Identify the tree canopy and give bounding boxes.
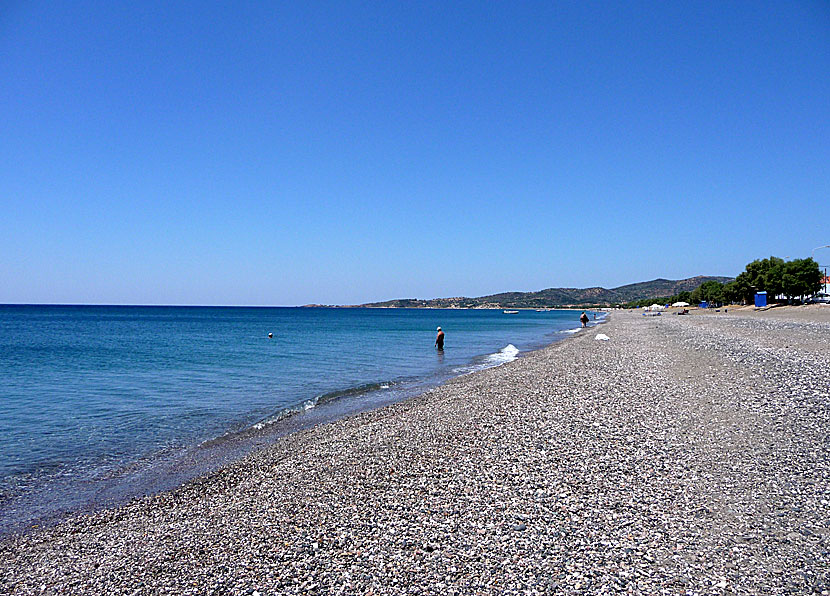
[623,256,822,308]
[731,256,822,303]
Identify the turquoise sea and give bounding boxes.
[0,305,600,534]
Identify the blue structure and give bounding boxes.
[754,291,767,308]
[699,301,708,309]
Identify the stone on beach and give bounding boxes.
[1,310,828,595]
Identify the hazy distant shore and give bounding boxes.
[2,310,828,594]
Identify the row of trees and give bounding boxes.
[729,257,823,303]
[624,257,823,308]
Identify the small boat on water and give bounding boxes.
[503,310,519,314]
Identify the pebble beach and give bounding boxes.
[2,309,829,595]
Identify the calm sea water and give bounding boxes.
[0,305,598,534]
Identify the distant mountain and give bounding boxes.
[354,276,733,308]
[605,276,734,303]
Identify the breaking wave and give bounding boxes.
[485,343,519,365]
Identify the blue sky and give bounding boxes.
[1,1,828,305]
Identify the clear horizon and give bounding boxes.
[0,273,735,307]
[2,2,828,306]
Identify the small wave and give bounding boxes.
[485,344,519,365]
[241,381,396,434]
[248,395,322,431]
[561,328,582,334]
[450,344,520,376]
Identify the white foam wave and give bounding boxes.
[485,344,519,365]
[561,327,582,334]
[251,395,320,430]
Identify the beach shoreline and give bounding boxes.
[0,307,594,539]
[2,310,828,594]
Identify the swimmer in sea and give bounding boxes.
[435,326,445,350]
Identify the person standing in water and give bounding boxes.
[435,326,445,350]
[580,312,589,327]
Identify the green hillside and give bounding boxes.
[356,276,733,308]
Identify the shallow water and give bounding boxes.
[0,305,600,533]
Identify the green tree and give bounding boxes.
[735,256,821,303]
[706,281,724,304]
[690,286,702,304]
[798,258,823,296]
[731,272,754,303]
[743,258,766,288]
[692,280,724,305]
[780,258,822,300]
[735,256,785,302]
[764,259,786,299]
[722,281,742,304]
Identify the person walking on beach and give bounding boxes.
[580,312,589,327]
[435,327,445,350]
